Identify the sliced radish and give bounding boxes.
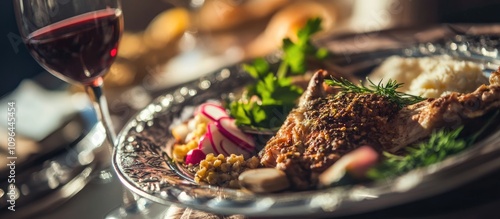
[197,103,228,122]
[206,122,227,155]
[216,135,253,158]
[183,104,256,165]
[197,122,222,155]
[193,122,230,157]
[198,131,215,154]
[217,117,255,151]
[185,149,207,165]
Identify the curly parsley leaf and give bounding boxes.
[281,17,328,76]
[243,58,269,80]
[230,18,327,129]
[229,101,296,128]
[231,58,302,128]
[257,74,302,105]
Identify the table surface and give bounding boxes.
[34,166,500,219]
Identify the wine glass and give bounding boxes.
[13,0,164,218]
[13,0,121,144]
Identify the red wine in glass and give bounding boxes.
[25,9,123,85]
[14,1,164,217]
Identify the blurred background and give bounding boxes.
[1,0,500,218]
[2,0,500,96]
[3,0,500,96]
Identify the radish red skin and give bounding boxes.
[207,122,232,156]
[206,123,222,155]
[217,117,255,151]
[198,103,229,122]
[185,149,207,165]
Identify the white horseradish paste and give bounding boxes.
[368,55,489,98]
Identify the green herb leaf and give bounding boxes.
[230,17,327,129]
[282,17,327,75]
[367,127,467,180]
[243,58,269,80]
[255,74,302,104]
[229,101,295,128]
[315,48,329,60]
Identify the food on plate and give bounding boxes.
[368,55,489,98]
[318,146,379,188]
[368,126,468,180]
[238,168,290,193]
[168,16,499,192]
[260,69,500,190]
[172,103,257,164]
[170,68,499,191]
[186,116,256,165]
[171,103,260,188]
[194,153,260,188]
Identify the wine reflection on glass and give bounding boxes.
[13,0,163,218]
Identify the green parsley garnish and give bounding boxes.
[278,17,329,78]
[229,17,328,129]
[325,77,426,108]
[229,59,302,128]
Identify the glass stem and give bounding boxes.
[86,77,116,148]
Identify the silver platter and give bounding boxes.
[113,24,500,217]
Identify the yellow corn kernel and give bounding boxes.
[206,153,215,161]
[186,140,197,150]
[195,123,207,137]
[217,154,225,160]
[197,167,207,178]
[172,145,186,161]
[213,159,222,168]
[200,160,209,168]
[236,155,244,161]
[227,156,236,164]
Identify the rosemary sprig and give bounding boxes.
[324,77,426,108]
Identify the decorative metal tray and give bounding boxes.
[113,25,500,217]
